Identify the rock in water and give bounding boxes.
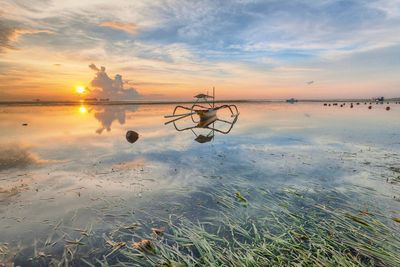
[126,130,139,143]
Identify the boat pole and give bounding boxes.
[213,86,215,108]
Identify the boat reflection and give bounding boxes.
[164,91,239,143]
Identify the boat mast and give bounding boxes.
[213,86,215,108]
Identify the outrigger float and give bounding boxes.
[164,88,239,143]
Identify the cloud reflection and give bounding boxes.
[92,105,138,134]
[0,143,54,171]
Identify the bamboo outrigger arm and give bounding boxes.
[164,88,239,141]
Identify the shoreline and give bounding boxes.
[0,98,399,106]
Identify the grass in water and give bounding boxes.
[96,184,400,267]
[3,182,399,266]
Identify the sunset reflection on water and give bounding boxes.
[0,102,399,264]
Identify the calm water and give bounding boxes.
[0,102,399,265]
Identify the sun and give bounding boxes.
[76,85,86,94]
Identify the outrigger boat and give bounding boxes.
[164,88,239,143]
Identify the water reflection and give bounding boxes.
[0,103,400,265]
[79,105,139,134]
[79,105,88,114]
[0,144,40,171]
[164,101,239,143]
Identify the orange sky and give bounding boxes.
[1,0,400,101]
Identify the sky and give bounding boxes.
[0,0,399,101]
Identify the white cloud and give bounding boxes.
[88,64,141,100]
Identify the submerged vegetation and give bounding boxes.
[94,182,399,266]
[1,103,400,266]
[2,180,400,266]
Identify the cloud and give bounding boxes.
[0,25,15,52]
[0,23,52,53]
[98,21,138,34]
[88,64,141,100]
[1,0,400,99]
[88,63,100,71]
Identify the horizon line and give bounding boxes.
[1,97,399,106]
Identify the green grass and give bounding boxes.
[96,184,400,267]
[2,182,399,266]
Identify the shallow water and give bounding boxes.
[0,102,399,265]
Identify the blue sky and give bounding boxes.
[0,0,400,100]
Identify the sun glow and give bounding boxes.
[76,85,86,94]
[79,106,87,113]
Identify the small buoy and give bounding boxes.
[126,130,139,143]
[22,123,28,126]
[350,105,353,108]
[368,106,372,109]
[386,106,390,111]
[328,104,331,106]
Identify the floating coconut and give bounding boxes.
[126,130,139,143]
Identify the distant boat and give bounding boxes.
[373,96,384,102]
[99,98,110,102]
[286,98,298,103]
[84,98,98,102]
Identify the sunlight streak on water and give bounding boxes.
[0,102,399,264]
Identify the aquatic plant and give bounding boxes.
[3,172,400,266]
[95,183,400,267]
